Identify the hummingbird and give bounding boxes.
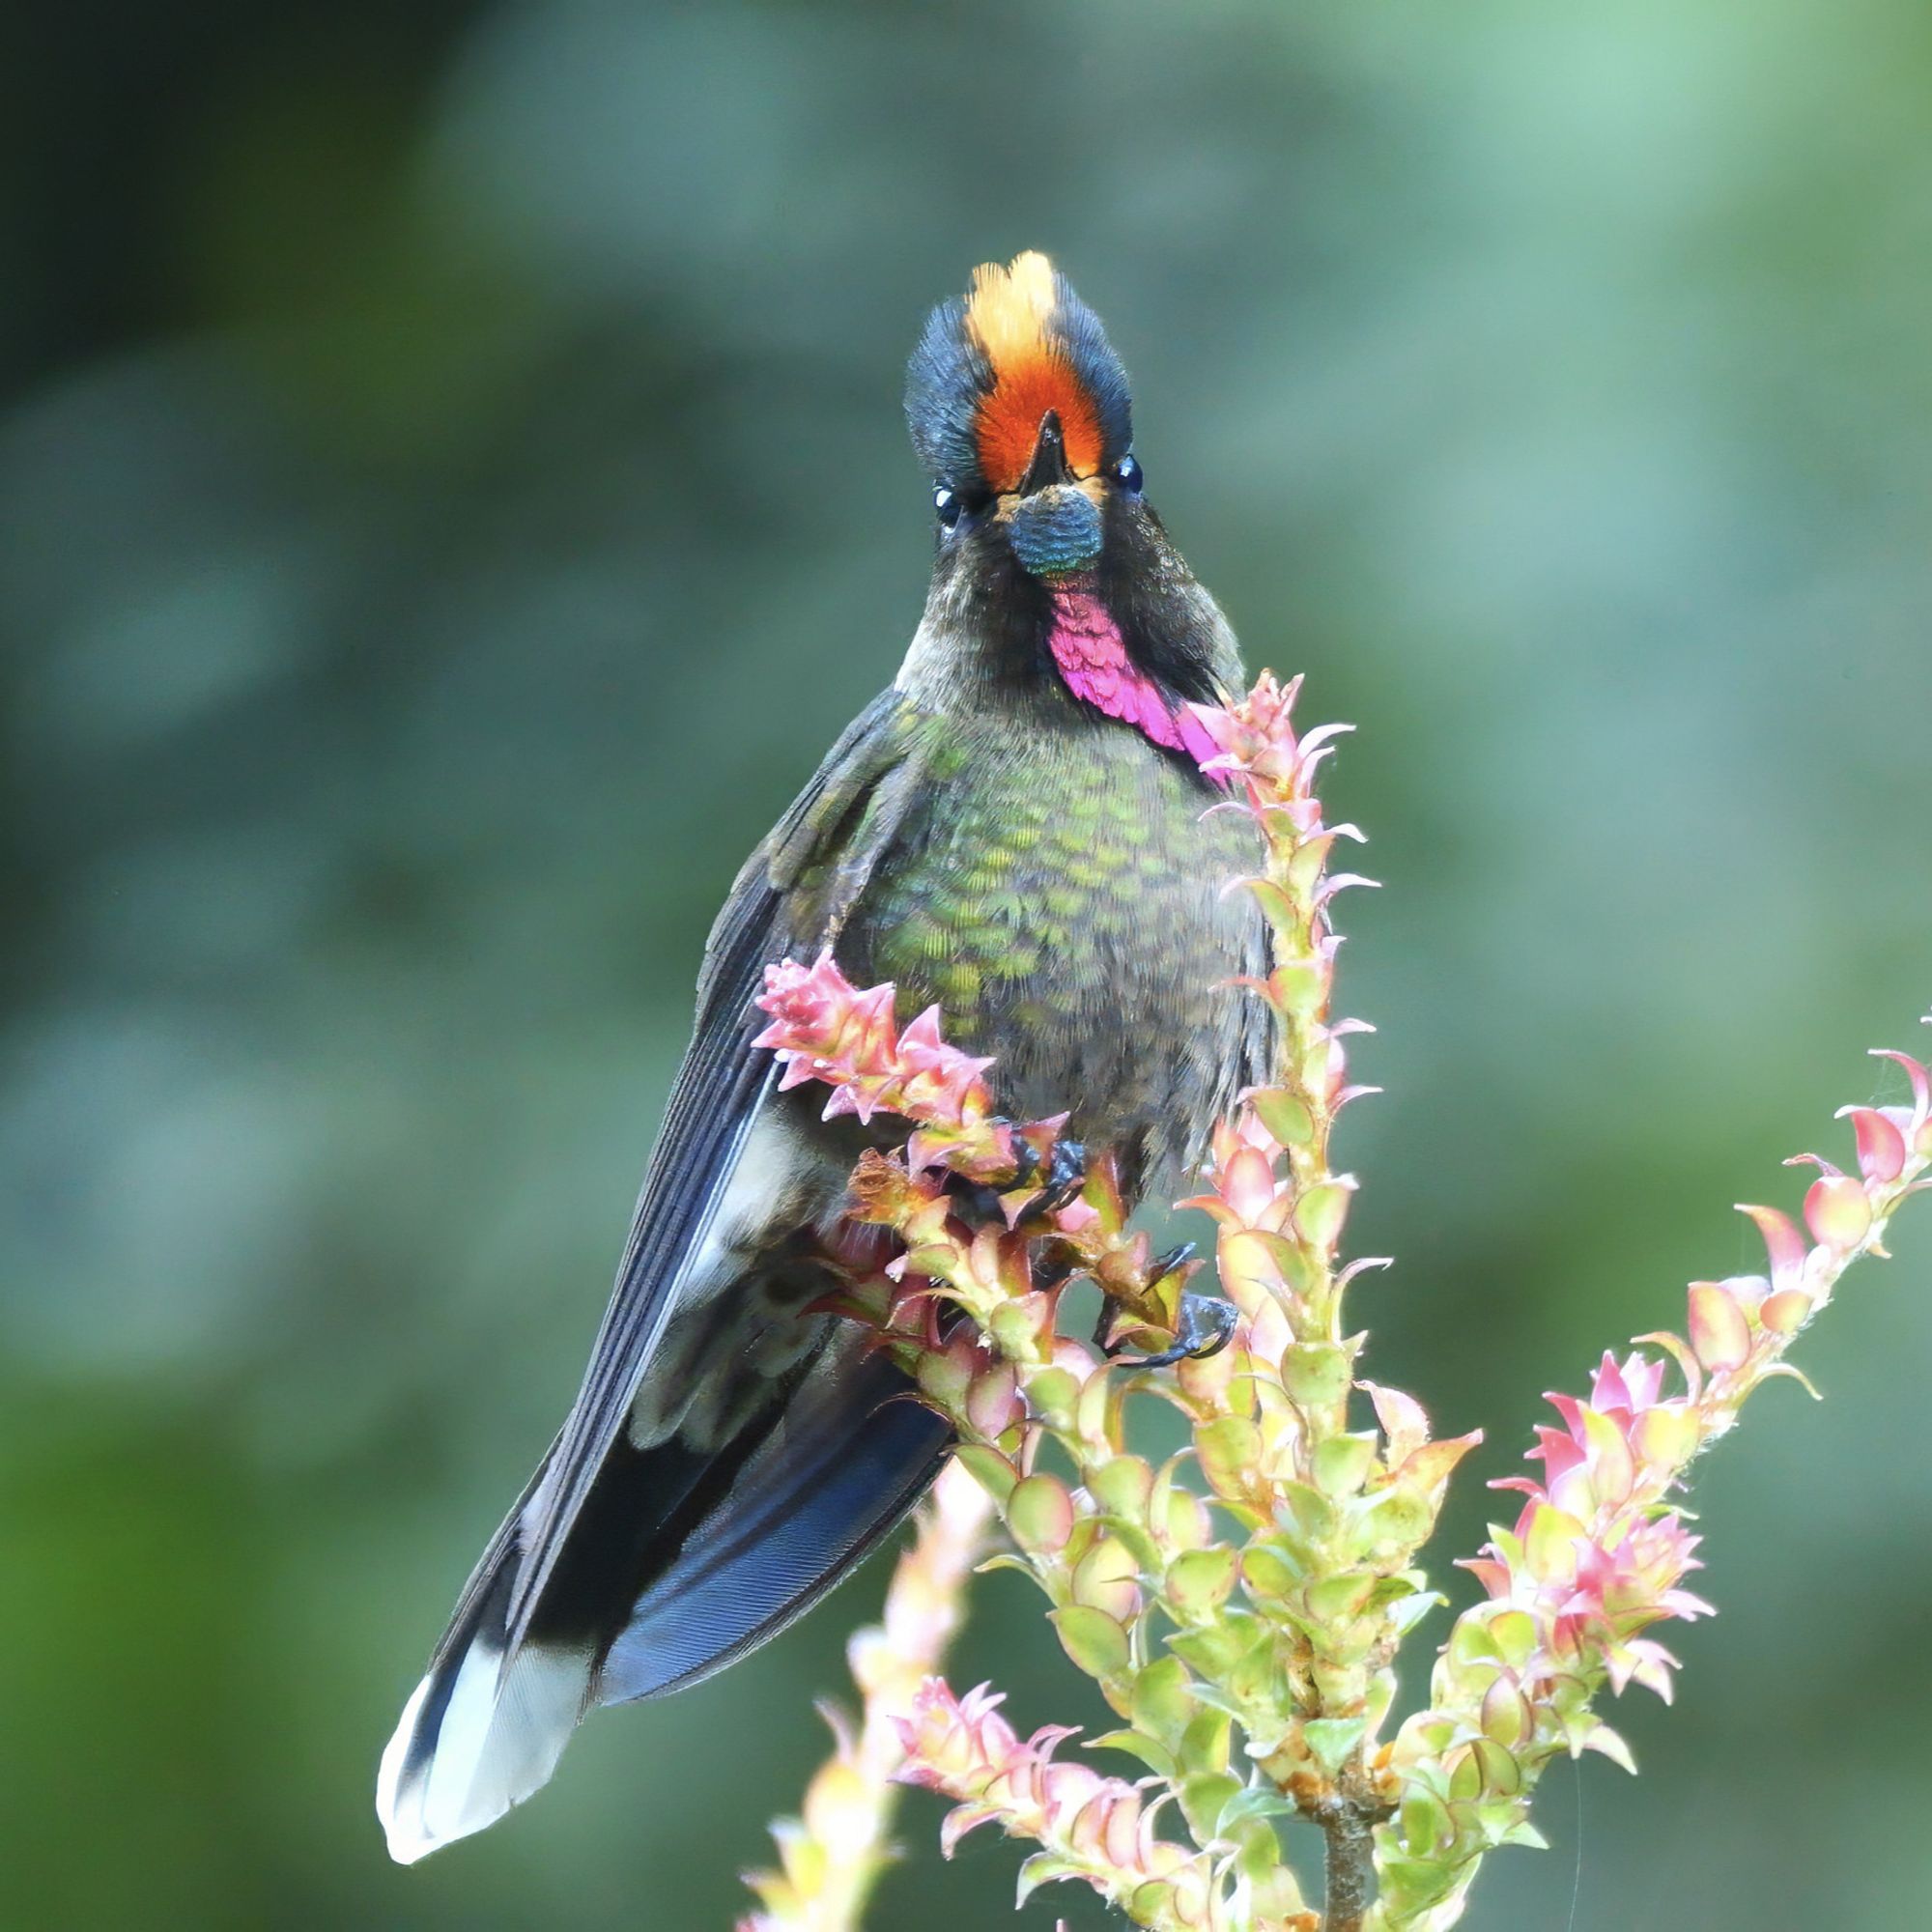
[377,251,1270,1861]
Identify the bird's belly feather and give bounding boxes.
[843,723,1265,1187]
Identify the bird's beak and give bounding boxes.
[1004,407,1102,576]
[1016,411,1075,497]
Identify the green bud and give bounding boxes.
[1179,1706,1234,1775]
[987,1298,1041,1359]
[1400,1790,1453,1857]
[1280,1342,1352,1408]
[1167,1611,1264,1679]
[1312,1432,1378,1499]
[1023,1366,1081,1432]
[1293,1179,1352,1252]
[1480,1677,1533,1749]
[1164,1546,1239,1619]
[952,1443,1017,1503]
[1244,878,1299,930]
[1275,1479,1337,1542]
[1007,1472,1075,1553]
[1352,1483,1433,1555]
[1049,1605,1130,1680]
[916,1348,973,1410]
[1071,1535,1139,1620]
[1179,1770,1242,1840]
[1075,1365,1116,1446]
[1130,1657,1198,1751]
[1196,1414,1264,1503]
[1239,1543,1300,1604]
[1250,1087,1316,1149]
[1163,1486,1212,1550]
[1087,1454,1153,1521]
[1305,1569,1377,1626]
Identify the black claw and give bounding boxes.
[1094,1246,1191,1359]
[1179,1290,1239,1360]
[1100,1285,1237,1371]
[1004,1130,1088,1235]
[1092,1294,1124,1355]
[1151,1240,1198,1283]
[944,1127,1086,1235]
[1033,1136,1087,1215]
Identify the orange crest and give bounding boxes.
[965,252,1105,494]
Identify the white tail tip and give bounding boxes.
[377,1640,589,1863]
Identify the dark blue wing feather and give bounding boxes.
[595,1332,952,1704]
[502,688,933,1649]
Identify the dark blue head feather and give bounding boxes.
[905,254,1133,495]
[904,296,992,491]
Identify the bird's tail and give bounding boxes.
[377,1326,951,1863]
[377,1454,593,1864]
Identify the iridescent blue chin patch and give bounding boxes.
[1008,487,1103,578]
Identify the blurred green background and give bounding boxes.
[4,1,1929,1926]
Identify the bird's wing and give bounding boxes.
[378,688,944,1863]
[499,687,937,1650]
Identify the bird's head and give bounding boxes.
[905,250,1137,580]
[902,253,1239,754]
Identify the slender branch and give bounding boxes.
[737,1463,993,1932]
[1367,1026,1932,1929]
[1320,1796,1378,1932]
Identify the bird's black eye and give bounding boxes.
[1113,454,1144,495]
[935,485,991,531]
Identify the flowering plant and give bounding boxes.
[738,672,1929,1931]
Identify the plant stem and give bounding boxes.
[736,1463,992,1932]
[1320,1795,1378,1932]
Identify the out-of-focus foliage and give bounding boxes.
[2,3,1927,1927]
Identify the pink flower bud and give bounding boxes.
[1686,1282,1752,1373]
[1803,1173,1873,1251]
[1837,1105,1908,1183]
[1735,1203,1807,1292]
[965,1359,1023,1438]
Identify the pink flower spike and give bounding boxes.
[1590,1350,1664,1415]
[1633,1329,1704,1402]
[823,1082,876,1124]
[1835,1105,1908,1183]
[896,1006,946,1053]
[1543,1391,1585,1437]
[1315,873,1380,912]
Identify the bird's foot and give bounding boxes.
[1094,1246,1238,1369]
[1018,1132,1088,1226]
[945,1125,1086,1233]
